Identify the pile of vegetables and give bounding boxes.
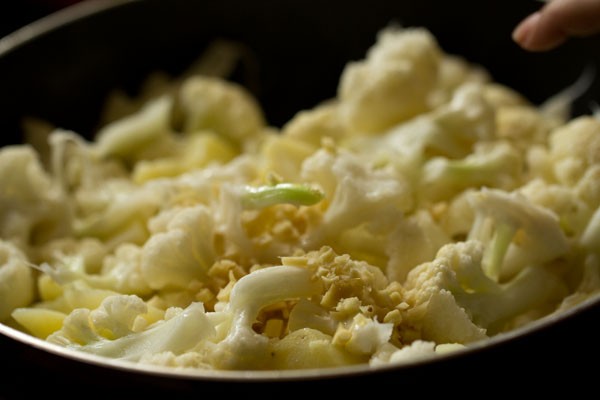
[1,26,599,371]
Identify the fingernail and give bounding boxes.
[512,11,541,48]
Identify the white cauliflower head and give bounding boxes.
[339,26,442,133]
[0,240,35,321]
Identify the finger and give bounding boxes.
[513,0,600,51]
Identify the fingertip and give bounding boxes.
[512,12,541,50]
[513,10,568,51]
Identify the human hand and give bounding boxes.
[512,0,600,51]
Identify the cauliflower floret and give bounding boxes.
[94,96,173,161]
[402,242,488,344]
[141,205,216,290]
[47,294,149,346]
[428,54,490,108]
[88,294,149,338]
[74,179,165,249]
[11,280,135,340]
[281,102,348,147]
[436,189,477,240]
[576,165,600,209]
[556,254,600,312]
[428,82,496,153]
[482,83,530,109]
[581,205,600,252]
[37,243,152,297]
[467,188,570,280]
[47,295,212,361]
[495,105,555,151]
[403,240,567,342]
[419,140,523,203]
[301,147,411,263]
[549,116,600,186]
[209,265,322,370]
[385,209,450,283]
[339,26,441,133]
[177,75,266,149]
[259,135,318,183]
[519,178,593,239]
[99,244,152,295]
[346,82,497,180]
[33,237,106,275]
[283,247,404,359]
[0,146,71,247]
[0,240,35,321]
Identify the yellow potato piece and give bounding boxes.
[270,328,365,369]
[11,308,67,339]
[133,132,237,183]
[38,274,63,301]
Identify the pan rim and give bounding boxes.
[0,0,138,57]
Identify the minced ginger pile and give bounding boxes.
[1,26,600,371]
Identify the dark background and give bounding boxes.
[2,0,600,143]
